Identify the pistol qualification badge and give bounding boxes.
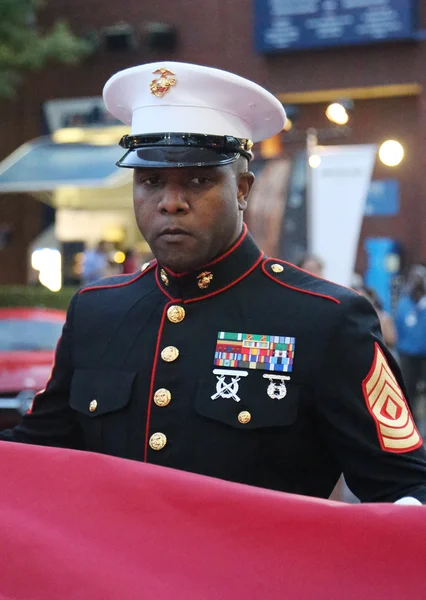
[263,374,291,399]
[150,68,177,98]
[212,332,296,402]
[211,369,249,403]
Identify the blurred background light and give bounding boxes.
[52,125,129,145]
[31,248,62,292]
[283,118,293,132]
[379,140,404,167]
[308,154,321,169]
[325,102,349,125]
[113,250,126,264]
[260,134,283,158]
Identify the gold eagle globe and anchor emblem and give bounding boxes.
[150,68,177,98]
[197,271,214,289]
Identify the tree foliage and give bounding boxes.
[0,0,92,97]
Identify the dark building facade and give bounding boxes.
[0,0,425,284]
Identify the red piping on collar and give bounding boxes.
[162,224,248,278]
[78,261,157,294]
[205,223,248,268]
[155,267,178,301]
[262,259,340,305]
[144,300,178,462]
[184,252,264,304]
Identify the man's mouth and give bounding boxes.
[158,227,192,242]
[159,227,191,236]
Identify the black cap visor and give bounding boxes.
[118,147,244,168]
[117,133,253,168]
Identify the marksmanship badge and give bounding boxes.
[263,374,290,399]
[150,68,176,98]
[211,369,248,403]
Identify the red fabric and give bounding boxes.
[0,441,425,600]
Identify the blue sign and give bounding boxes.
[254,0,418,53]
[365,179,400,216]
[364,238,401,313]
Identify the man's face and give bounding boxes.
[133,162,254,273]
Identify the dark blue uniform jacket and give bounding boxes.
[4,226,426,503]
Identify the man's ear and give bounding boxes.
[237,171,255,211]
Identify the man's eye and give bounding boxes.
[190,176,212,185]
[140,176,161,186]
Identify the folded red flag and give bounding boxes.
[0,441,424,600]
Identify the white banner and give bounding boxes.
[309,144,377,286]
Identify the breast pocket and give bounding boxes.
[70,369,136,455]
[194,371,300,430]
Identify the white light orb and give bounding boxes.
[379,140,404,167]
[325,103,349,125]
[309,154,321,169]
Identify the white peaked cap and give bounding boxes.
[103,61,286,143]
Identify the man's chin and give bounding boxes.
[154,248,209,274]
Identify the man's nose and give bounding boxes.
[158,184,189,214]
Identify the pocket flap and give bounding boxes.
[194,376,300,429]
[70,369,136,417]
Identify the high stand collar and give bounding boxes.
[155,224,263,302]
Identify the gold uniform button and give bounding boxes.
[167,305,186,323]
[271,263,284,274]
[238,411,251,424]
[161,346,179,362]
[89,399,98,413]
[154,388,172,407]
[149,432,167,450]
[141,262,150,272]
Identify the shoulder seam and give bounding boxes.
[78,261,157,295]
[262,258,340,305]
[265,257,361,296]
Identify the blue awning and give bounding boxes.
[0,136,130,193]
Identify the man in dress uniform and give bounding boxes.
[2,62,426,504]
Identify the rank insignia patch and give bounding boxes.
[362,343,422,453]
[214,332,295,373]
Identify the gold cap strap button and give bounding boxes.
[161,346,179,362]
[89,399,98,413]
[238,411,251,424]
[149,432,167,450]
[154,388,172,407]
[167,305,186,323]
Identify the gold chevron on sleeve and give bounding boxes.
[362,343,423,453]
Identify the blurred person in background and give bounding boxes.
[81,241,109,286]
[361,286,397,353]
[351,272,364,292]
[122,249,138,274]
[395,265,426,415]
